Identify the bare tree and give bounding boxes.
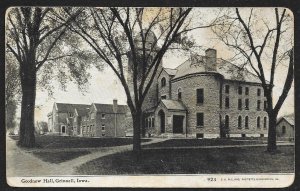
[212,8,294,152]
[5,7,94,147]
[61,7,218,157]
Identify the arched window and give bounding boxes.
[238,116,242,129]
[263,117,267,129]
[245,116,249,129]
[178,88,182,100]
[161,77,166,87]
[257,117,261,128]
[225,115,229,128]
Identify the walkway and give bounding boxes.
[6,137,166,176]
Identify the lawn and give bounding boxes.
[76,145,294,174]
[10,135,151,149]
[32,151,90,164]
[143,138,265,148]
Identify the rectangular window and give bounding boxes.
[101,124,105,130]
[197,89,204,104]
[257,100,261,111]
[145,118,148,128]
[238,86,242,95]
[152,117,155,127]
[196,133,204,139]
[264,101,267,111]
[102,133,105,137]
[196,113,204,127]
[161,95,167,100]
[257,88,261,96]
[101,113,105,119]
[148,118,151,128]
[245,87,249,95]
[225,97,229,108]
[238,99,242,110]
[225,85,230,94]
[245,99,249,110]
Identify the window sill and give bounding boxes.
[196,126,204,128]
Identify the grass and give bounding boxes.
[76,145,294,174]
[32,151,90,164]
[143,138,265,148]
[10,135,151,149]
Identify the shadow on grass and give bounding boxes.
[32,151,91,164]
[76,146,294,175]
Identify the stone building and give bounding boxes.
[276,114,294,140]
[47,100,130,137]
[127,34,269,138]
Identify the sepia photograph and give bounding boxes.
[5,6,295,188]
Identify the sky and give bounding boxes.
[13,7,294,123]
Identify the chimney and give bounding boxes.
[113,99,118,113]
[205,48,217,71]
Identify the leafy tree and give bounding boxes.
[5,7,96,147]
[212,8,294,152]
[63,7,217,157]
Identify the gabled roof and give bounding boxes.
[75,107,90,116]
[164,68,177,76]
[161,99,187,111]
[277,114,294,126]
[171,57,262,83]
[55,103,90,113]
[93,103,128,114]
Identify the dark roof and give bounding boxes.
[93,103,128,114]
[171,57,262,83]
[76,107,90,116]
[56,103,90,113]
[277,114,294,126]
[161,100,187,111]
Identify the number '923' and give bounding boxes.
[207,178,216,181]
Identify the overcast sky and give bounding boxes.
[17,7,294,122]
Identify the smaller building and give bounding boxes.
[276,114,294,140]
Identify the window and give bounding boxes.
[161,77,166,87]
[178,88,182,100]
[101,124,105,130]
[238,86,242,95]
[196,89,204,104]
[151,117,155,127]
[196,133,204,139]
[145,118,148,128]
[264,101,267,111]
[238,116,242,129]
[225,115,229,128]
[225,85,230,94]
[282,126,286,134]
[257,88,261,96]
[242,134,246,137]
[245,99,249,110]
[245,87,249,95]
[69,113,73,117]
[260,134,264,137]
[257,117,261,128]
[196,113,204,127]
[245,116,249,129]
[263,117,267,129]
[161,95,167,100]
[148,118,151,128]
[238,99,242,110]
[102,133,105,136]
[257,100,261,111]
[101,113,105,119]
[225,97,230,108]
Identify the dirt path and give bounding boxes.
[6,137,166,176]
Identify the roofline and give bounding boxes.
[171,72,224,82]
[276,117,294,127]
[159,100,187,111]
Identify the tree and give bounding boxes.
[5,55,21,130]
[6,7,94,147]
[212,8,294,152]
[62,7,216,157]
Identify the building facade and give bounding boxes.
[128,43,269,138]
[276,114,294,140]
[48,100,130,137]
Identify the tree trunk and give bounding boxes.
[18,69,36,148]
[267,112,277,152]
[132,110,142,160]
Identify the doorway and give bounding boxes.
[173,115,184,133]
[61,125,66,134]
[158,110,165,133]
